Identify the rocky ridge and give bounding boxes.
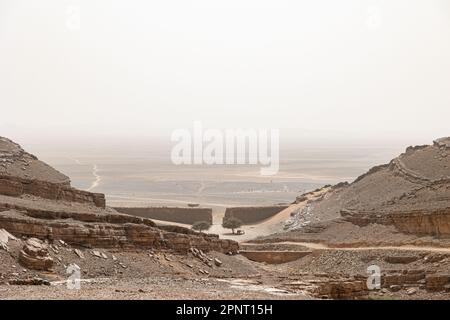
[284,137,450,239]
[0,137,238,256]
[0,137,105,207]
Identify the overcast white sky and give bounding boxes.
[1,0,450,147]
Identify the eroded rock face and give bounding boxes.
[0,175,105,208]
[18,238,54,271]
[379,269,450,293]
[314,279,368,299]
[283,269,450,298]
[0,209,238,253]
[0,137,105,208]
[284,275,369,300]
[342,207,450,237]
[287,137,450,239]
[0,137,239,255]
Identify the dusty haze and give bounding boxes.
[1,0,449,207]
[1,0,449,144]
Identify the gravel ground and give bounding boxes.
[0,277,310,300]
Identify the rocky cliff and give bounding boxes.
[282,137,450,241]
[0,137,238,254]
[0,137,105,207]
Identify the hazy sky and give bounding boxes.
[1,0,450,147]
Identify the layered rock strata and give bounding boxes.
[286,137,450,239]
[0,137,238,254]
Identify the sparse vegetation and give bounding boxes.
[191,221,211,233]
[222,217,243,234]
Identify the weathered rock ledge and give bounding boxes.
[342,207,450,237]
[0,209,238,254]
[0,175,105,208]
[0,137,238,255]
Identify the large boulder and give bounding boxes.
[18,238,54,271]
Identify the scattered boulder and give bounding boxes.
[214,258,223,267]
[91,250,102,258]
[389,285,402,292]
[74,249,85,259]
[287,275,369,299]
[190,247,217,267]
[407,288,418,295]
[18,238,54,271]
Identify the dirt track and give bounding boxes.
[243,241,450,253]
